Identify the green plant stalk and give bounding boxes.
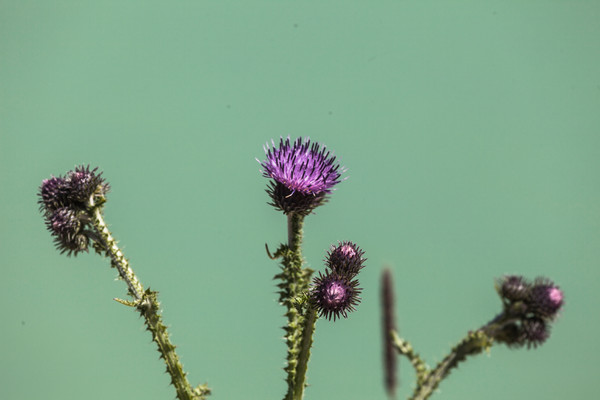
[278,212,315,400]
[293,306,317,400]
[90,205,209,400]
[392,325,494,400]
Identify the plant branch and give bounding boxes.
[90,205,209,400]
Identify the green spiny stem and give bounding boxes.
[89,205,207,400]
[409,330,492,400]
[138,290,210,400]
[390,331,428,388]
[394,326,494,400]
[293,306,317,400]
[92,206,144,300]
[279,212,314,400]
[287,213,304,253]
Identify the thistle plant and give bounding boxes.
[38,138,564,400]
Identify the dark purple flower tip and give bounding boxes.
[521,317,550,348]
[38,176,70,213]
[528,278,564,319]
[496,275,531,302]
[45,207,90,256]
[326,241,366,278]
[47,207,81,238]
[38,165,109,213]
[259,137,345,214]
[493,318,550,349]
[310,271,361,321]
[65,165,109,204]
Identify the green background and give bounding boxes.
[1,1,598,399]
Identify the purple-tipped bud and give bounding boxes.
[521,317,550,348]
[326,241,366,278]
[493,318,549,349]
[38,166,108,256]
[260,137,345,215]
[46,207,89,256]
[38,165,109,213]
[311,272,361,321]
[497,275,531,302]
[47,207,81,238]
[529,278,564,319]
[38,176,70,213]
[65,165,109,204]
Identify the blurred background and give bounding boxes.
[1,1,598,399]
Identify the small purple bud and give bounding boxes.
[259,137,345,215]
[521,318,549,348]
[493,318,549,349]
[326,241,366,278]
[46,207,89,256]
[497,275,531,302]
[47,207,81,238]
[311,271,361,321]
[38,176,70,212]
[38,165,109,213]
[39,166,108,256]
[529,278,564,319]
[65,165,109,204]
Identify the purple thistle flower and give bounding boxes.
[528,278,564,320]
[326,241,366,278]
[260,137,344,215]
[311,271,361,321]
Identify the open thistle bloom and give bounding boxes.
[38,165,109,255]
[259,137,344,215]
[326,241,366,278]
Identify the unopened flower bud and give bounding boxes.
[326,241,366,278]
[311,271,361,321]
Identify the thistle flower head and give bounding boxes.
[326,241,366,277]
[491,275,563,350]
[260,137,344,215]
[65,165,109,205]
[495,318,549,349]
[528,278,564,319]
[38,176,70,212]
[38,165,109,213]
[310,272,361,321]
[38,165,108,256]
[496,275,531,302]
